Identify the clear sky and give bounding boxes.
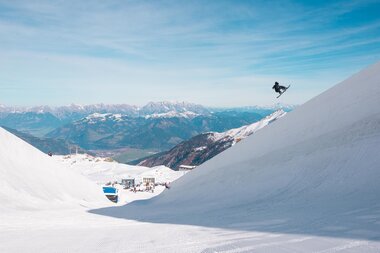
[0,0,379,107]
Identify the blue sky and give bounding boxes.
[0,0,379,107]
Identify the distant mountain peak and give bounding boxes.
[140,101,210,115]
[144,110,199,119]
[81,113,124,124]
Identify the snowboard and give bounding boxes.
[277,85,290,98]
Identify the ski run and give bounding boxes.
[1,62,380,252]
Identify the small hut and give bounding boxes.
[143,177,155,185]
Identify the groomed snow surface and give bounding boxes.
[0,128,106,212]
[2,62,380,252]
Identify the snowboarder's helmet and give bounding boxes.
[275,81,279,85]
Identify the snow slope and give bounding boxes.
[96,62,380,245]
[0,127,106,211]
[147,61,380,210]
[1,63,380,253]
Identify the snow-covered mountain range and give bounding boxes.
[46,110,266,152]
[0,101,209,119]
[0,102,210,136]
[0,101,286,137]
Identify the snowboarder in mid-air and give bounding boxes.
[272,81,290,98]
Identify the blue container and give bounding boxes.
[102,186,118,194]
[102,186,118,203]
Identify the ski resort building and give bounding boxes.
[121,178,135,188]
[142,177,155,185]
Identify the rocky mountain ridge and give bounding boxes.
[136,110,286,169]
